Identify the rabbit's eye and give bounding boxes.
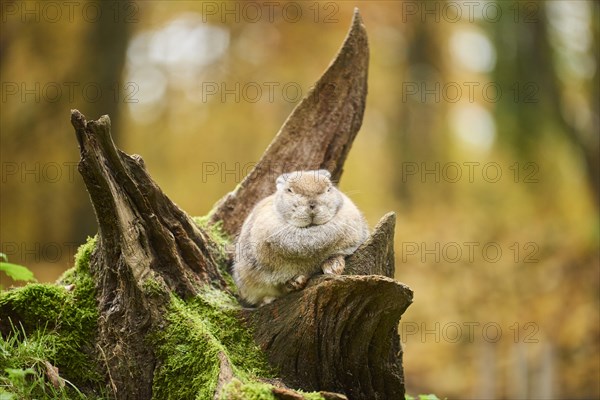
[287,188,293,193]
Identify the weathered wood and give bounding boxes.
[244,275,413,400]
[209,9,370,237]
[72,110,226,399]
[72,111,225,295]
[346,212,397,278]
[66,8,412,400]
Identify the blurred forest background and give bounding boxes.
[1,1,598,398]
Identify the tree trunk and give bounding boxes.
[69,9,412,399]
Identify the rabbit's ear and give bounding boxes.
[316,169,331,179]
[315,169,331,179]
[276,173,291,190]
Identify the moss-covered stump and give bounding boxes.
[1,9,413,400]
[0,235,332,400]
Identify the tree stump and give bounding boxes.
[67,9,412,399]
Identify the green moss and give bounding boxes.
[0,327,92,399]
[151,286,274,400]
[0,236,104,398]
[219,379,277,400]
[74,235,97,275]
[0,282,99,384]
[152,286,326,399]
[219,379,326,400]
[1,284,68,328]
[193,216,237,292]
[193,216,231,250]
[301,393,326,400]
[142,277,168,298]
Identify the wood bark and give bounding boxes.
[71,110,227,399]
[69,9,412,399]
